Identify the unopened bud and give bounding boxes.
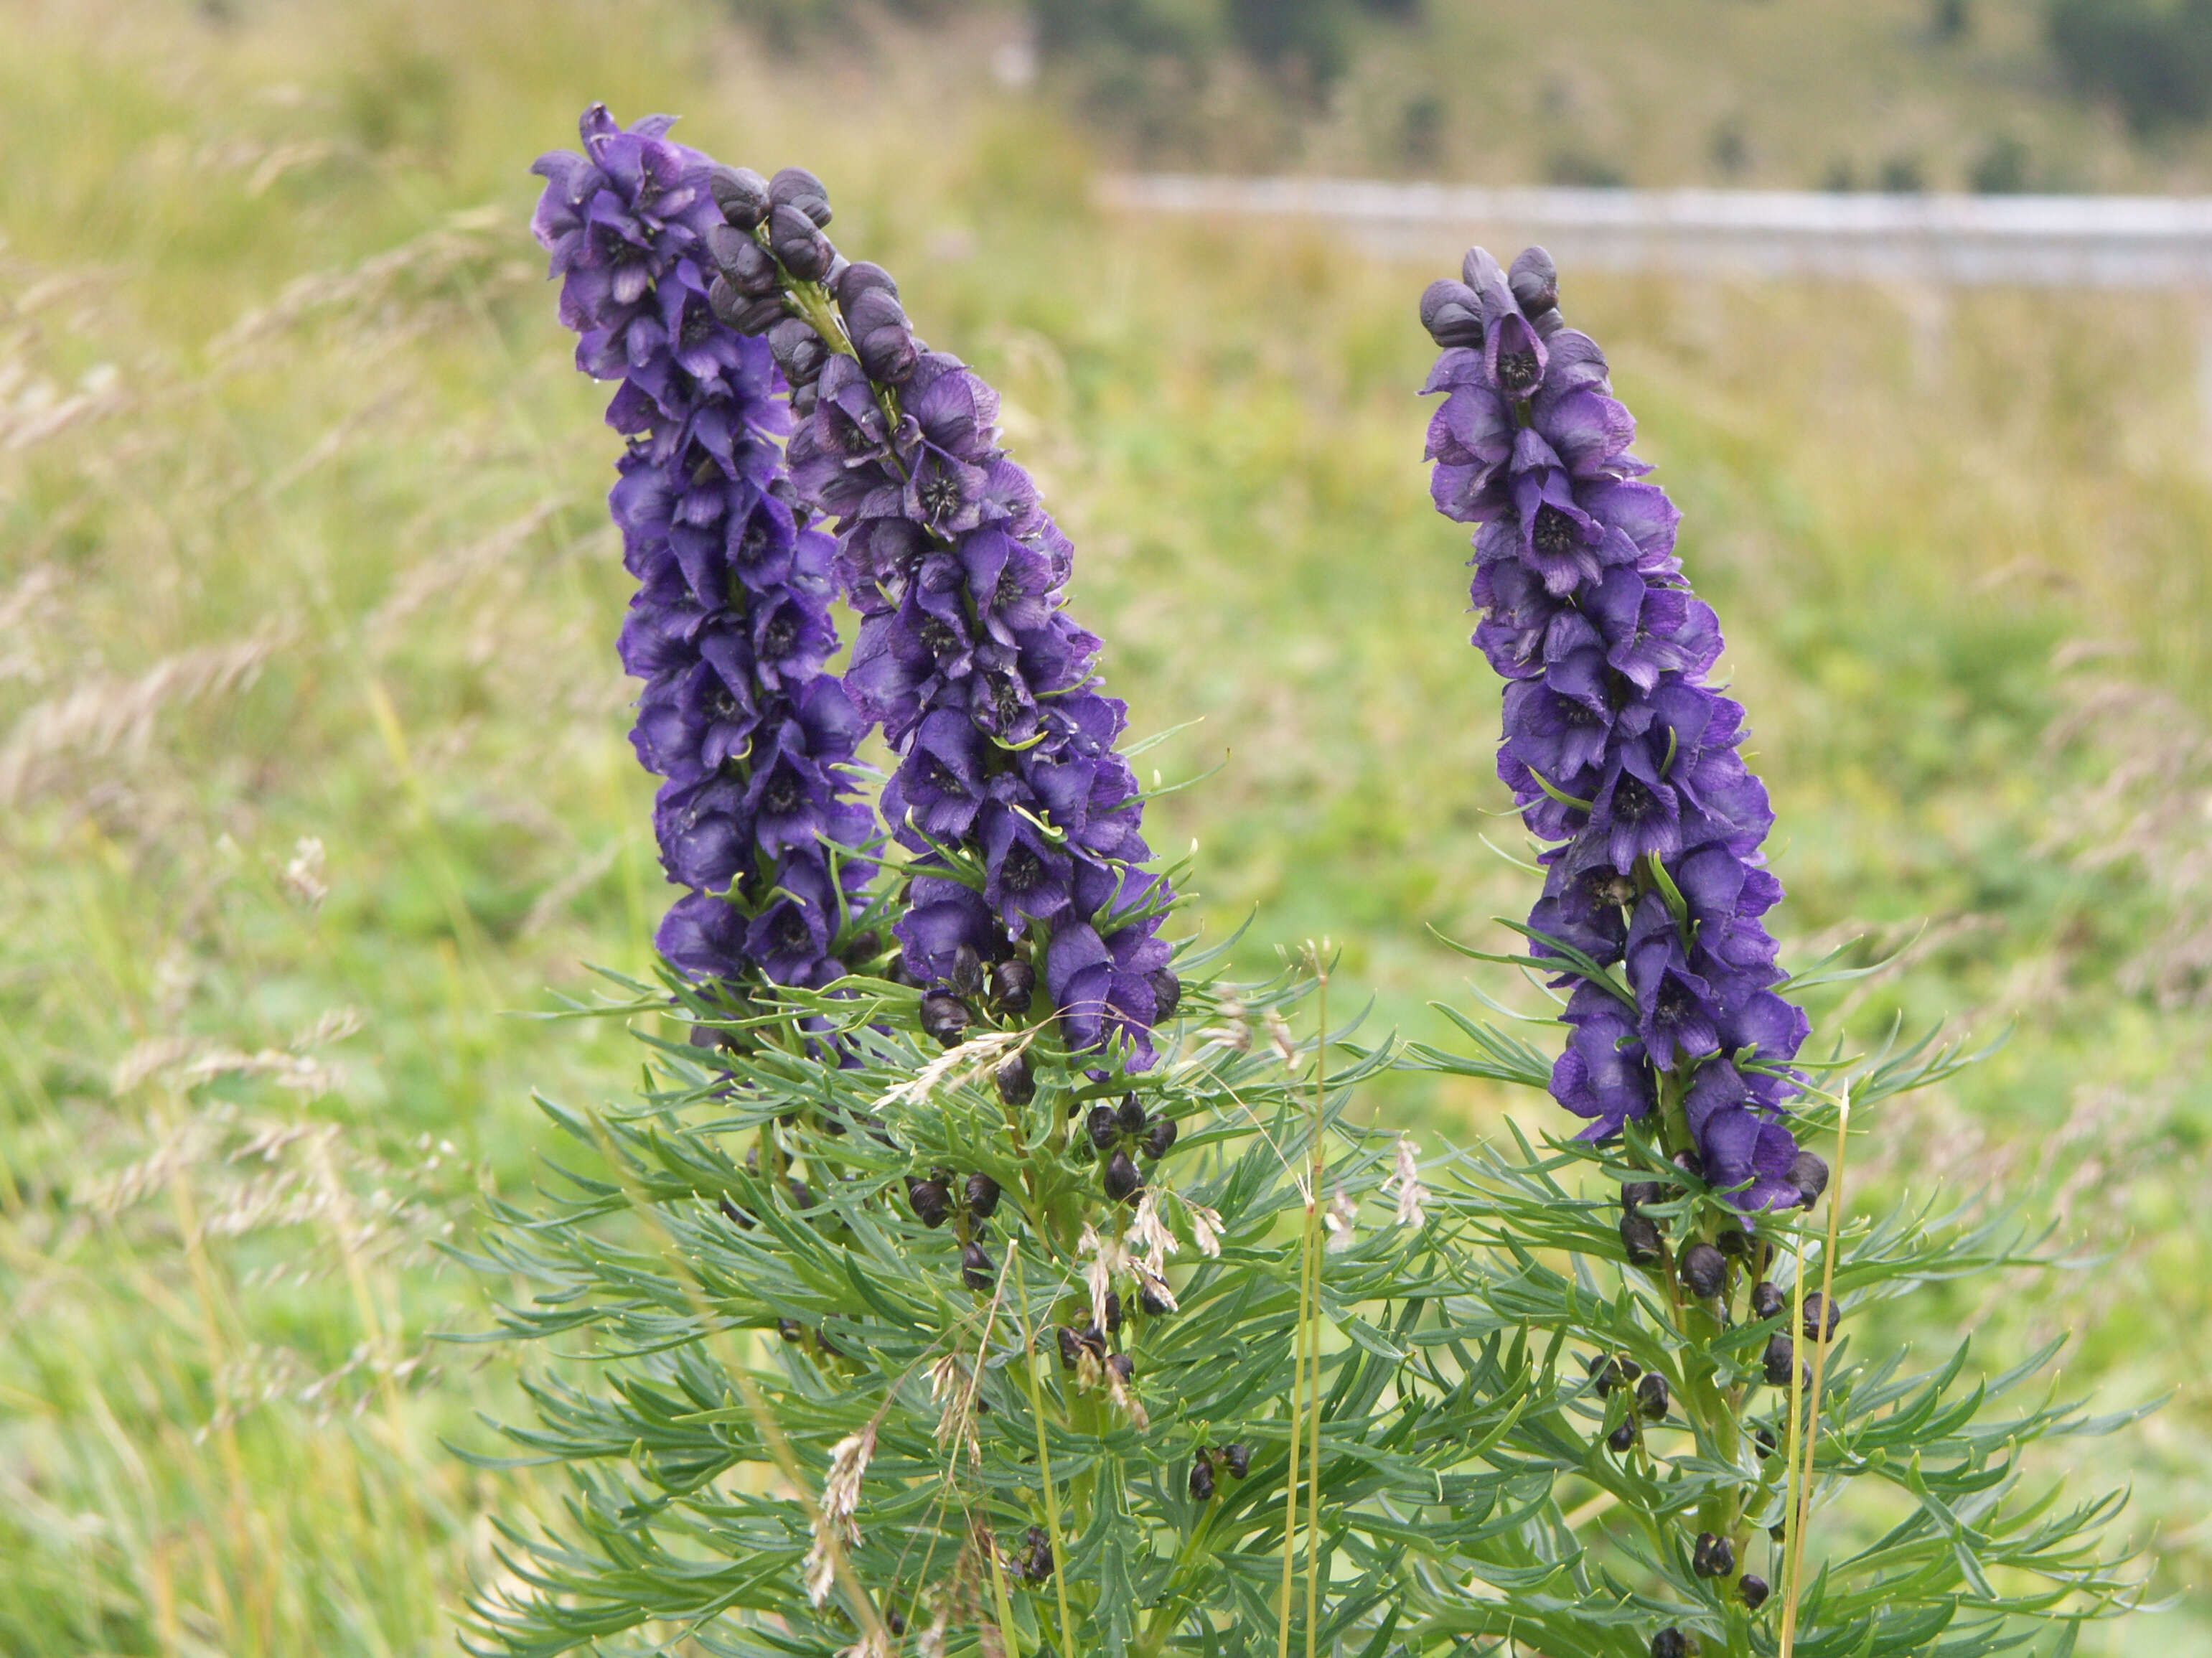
[1621,1180,1663,1213]
[1143,1115,1178,1160]
[1607,1419,1636,1453]
[1140,1283,1176,1317]
[1507,245,1559,318]
[1713,1225,1755,1258]
[990,957,1036,1014]
[965,1172,1001,1219]
[767,318,829,388]
[708,164,771,228]
[1055,1326,1083,1370]
[950,945,986,999]
[1801,1291,1839,1343]
[1189,1452,1216,1502]
[1620,1214,1664,1266]
[1762,1333,1799,1388]
[995,1049,1034,1106]
[919,992,971,1047]
[1148,968,1182,1021]
[1222,1442,1250,1478]
[1651,1631,1692,1658]
[1104,1148,1143,1204]
[1103,1290,1123,1334]
[1672,1148,1705,1186]
[1105,1353,1134,1384]
[777,1317,804,1341]
[1739,1573,1769,1610]
[960,1239,994,1293]
[1692,1531,1734,1579]
[1086,1104,1120,1151]
[767,204,834,281]
[1419,278,1486,349]
[1753,1423,1776,1459]
[1790,1150,1829,1208]
[906,1176,951,1229]
[1020,1524,1053,1583]
[769,166,833,225]
[1749,1280,1786,1321]
[835,261,899,308]
[1680,1242,1728,1300]
[1117,1091,1147,1135]
[1636,1371,1669,1420]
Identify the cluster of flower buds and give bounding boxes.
[1082,1091,1178,1204]
[1691,1530,1735,1579]
[688,152,1180,1069]
[1419,245,1829,1209]
[1651,1629,1695,1658]
[530,110,874,992]
[1186,1441,1251,1501]
[1016,1524,1054,1585]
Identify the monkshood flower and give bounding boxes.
[533,107,873,992]
[685,161,1176,1067]
[1421,247,1812,1211]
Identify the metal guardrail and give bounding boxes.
[1097,174,2212,291]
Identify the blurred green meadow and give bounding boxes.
[3,0,2211,1652]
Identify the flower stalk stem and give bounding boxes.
[1778,1090,1852,1658]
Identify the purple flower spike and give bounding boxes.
[1420,245,1812,1209]
[535,109,875,996]
[673,151,1181,1070]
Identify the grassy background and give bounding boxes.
[2,0,2210,1652]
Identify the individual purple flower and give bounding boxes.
[1420,244,1814,1209]
[535,106,876,996]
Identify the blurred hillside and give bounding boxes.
[746,0,2212,189]
[0,0,2208,1654]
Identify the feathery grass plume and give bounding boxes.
[465,114,1559,1658]
[1405,247,2150,1657]
[531,108,876,995]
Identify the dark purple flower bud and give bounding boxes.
[836,261,899,307]
[815,1323,845,1359]
[1801,1291,1839,1343]
[1672,1149,1706,1188]
[1714,1225,1755,1258]
[1103,1289,1123,1334]
[1142,1116,1177,1161]
[1103,1149,1143,1204]
[1189,1452,1216,1501]
[1620,1214,1664,1266]
[1753,1423,1776,1458]
[1148,968,1181,1021]
[1420,278,1486,349]
[1021,1525,1054,1584]
[990,958,1036,1014]
[707,224,781,295]
[1621,1180,1663,1214]
[1791,1151,1830,1208]
[1055,1326,1083,1369]
[1739,1574,1770,1611]
[1105,1353,1134,1383]
[1221,1442,1250,1479]
[1116,1092,1147,1135]
[1636,1371,1669,1420]
[1086,1105,1120,1152]
[1692,1532,1734,1578]
[769,166,833,225]
[1750,1281,1786,1321]
[950,945,988,1000]
[778,1317,805,1342]
[995,1050,1034,1107]
[1607,1419,1636,1453]
[767,318,829,388]
[1585,1353,1622,1396]
[718,1192,754,1230]
[906,1176,951,1228]
[769,204,835,281]
[708,164,771,228]
[965,1173,1001,1219]
[919,993,972,1047]
[1651,1630,1692,1658]
[960,1238,995,1293]
[712,287,786,335]
[1507,246,1559,318]
[1762,1333,1798,1387]
[1140,1283,1175,1317]
[1680,1243,1728,1300]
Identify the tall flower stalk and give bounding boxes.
[699,157,1176,1071]
[531,108,875,995]
[1405,247,2147,1658]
